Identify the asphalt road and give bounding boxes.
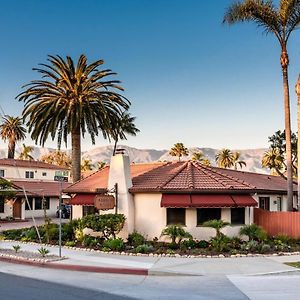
[0,272,135,300]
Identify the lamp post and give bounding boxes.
[295,75,300,211]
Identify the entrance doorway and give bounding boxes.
[13,200,22,219]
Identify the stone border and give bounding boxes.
[3,239,300,259]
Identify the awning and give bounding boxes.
[161,194,191,207]
[191,195,235,207]
[231,195,257,207]
[161,194,257,208]
[69,194,95,206]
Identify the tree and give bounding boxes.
[223,0,300,211]
[262,148,286,178]
[202,219,230,239]
[215,149,234,168]
[18,144,34,161]
[192,151,211,165]
[109,112,140,155]
[232,152,246,170]
[97,161,106,170]
[40,150,72,168]
[160,225,192,245]
[17,54,130,183]
[169,143,189,161]
[0,115,26,159]
[81,158,93,171]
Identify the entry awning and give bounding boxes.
[161,194,257,208]
[69,194,95,206]
[231,195,257,207]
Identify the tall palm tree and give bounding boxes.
[169,143,189,161]
[192,151,211,165]
[0,115,26,159]
[262,148,286,178]
[215,149,234,168]
[232,152,246,170]
[40,150,72,168]
[223,0,300,210]
[19,144,34,161]
[109,112,140,155]
[17,54,130,182]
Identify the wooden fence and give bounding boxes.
[254,208,300,238]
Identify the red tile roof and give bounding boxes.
[0,159,69,170]
[64,160,295,195]
[64,162,167,193]
[13,180,71,197]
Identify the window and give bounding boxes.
[0,196,4,213]
[83,206,96,216]
[25,171,34,179]
[166,208,186,226]
[231,208,245,225]
[42,172,47,177]
[35,197,43,210]
[42,197,50,210]
[197,208,221,225]
[277,196,282,211]
[0,169,5,177]
[259,197,270,211]
[25,197,33,210]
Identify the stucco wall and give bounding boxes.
[133,193,252,241]
[24,197,59,218]
[72,205,83,219]
[252,194,288,211]
[0,202,13,219]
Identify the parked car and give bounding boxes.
[56,204,71,219]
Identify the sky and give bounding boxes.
[0,0,300,152]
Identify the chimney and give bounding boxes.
[108,151,134,236]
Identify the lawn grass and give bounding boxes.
[285,262,300,268]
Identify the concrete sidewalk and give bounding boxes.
[0,240,299,276]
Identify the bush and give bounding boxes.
[2,228,24,240]
[82,235,101,248]
[182,238,197,249]
[128,231,146,247]
[210,235,231,253]
[197,240,209,248]
[161,225,192,245]
[239,224,267,242]
[259,243,271,254]
[81,214,126,239]
[135,244,154,254]
[64,241,76,247]
[102,238,124,251]
[241,240,259,252]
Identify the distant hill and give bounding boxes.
[1,144,269,174]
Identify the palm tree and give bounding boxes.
[262,148,286,178]
[202,219,230,238]
[215,149,234,168]
[223,0,300,211]
[192,151,211,165]
[81,158,93,171]
[18,144,34,161]
[109,112,140,155]
[169,143,189,161]
[40,150,72,168]
[97,161,106,170]
[17,54,130,182]
[0,115,26,159]
[232,152,246,170]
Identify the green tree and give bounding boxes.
[160,225,192,245]
[192,151,211,165]
[81,158,93,171]
[262,148,286,178]
[169,143,189,161]
[223,0,300,211]
[215,149,234,168]
[97,161,106,170]
[232,152,246,170]
[17,54,130,182]
[40,150,72,168]
[109,112,140,156]
[202,219,230,239]
[0,115,26,159]
[18,144,34,161]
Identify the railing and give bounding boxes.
[254,208,300,238]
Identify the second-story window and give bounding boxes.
[42,172,47,177]
[25,171,34,179]
[0,169,5,177]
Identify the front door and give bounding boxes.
[13,199,22,219]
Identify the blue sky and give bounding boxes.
[0,0,300,151]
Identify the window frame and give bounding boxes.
[25,171,34,179]
[259,197,270,211]
[0,169,5,177]
[197,208,221,226]
[166,208,186,226]
[231,208,245,225]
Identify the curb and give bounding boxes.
[0,256,148,276]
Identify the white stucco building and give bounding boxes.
[65,153,296,241]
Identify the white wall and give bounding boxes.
[24,197,59,218]
[253,194,287,211]
[0,202,13,219]
[72,205,83,219]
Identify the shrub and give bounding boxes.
[259,243,271,254]
[160,225,192,245]
[82,235,101,248]
[202,219,230,238]
[102,238,124,251]
[81,214,126,239]
[197,240,209,248]
[38,247,50,257]
[182,238,197,249]
[12,245,21,253]
[2,228,24,240]
[135,244,154,254]
[239,224,267,242]
[128,231,146,247]
[210,235,231,253]
[64,241,76,247]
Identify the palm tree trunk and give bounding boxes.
[71,125,81,183]
[281,49,294,211]
[296,75,300,211]
[8,140,15,159]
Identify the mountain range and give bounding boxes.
[7,145,269,174]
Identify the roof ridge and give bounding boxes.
[158,162,188,188]
[193,162,255,189]
[188,161,195,189]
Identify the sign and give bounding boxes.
[54,176,68,182]
[54,170,69,182]
[94,194,115,210]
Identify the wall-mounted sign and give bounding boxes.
[54,170,69,182]
[94,194,115,210]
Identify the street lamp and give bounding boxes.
[295,75,300,211]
